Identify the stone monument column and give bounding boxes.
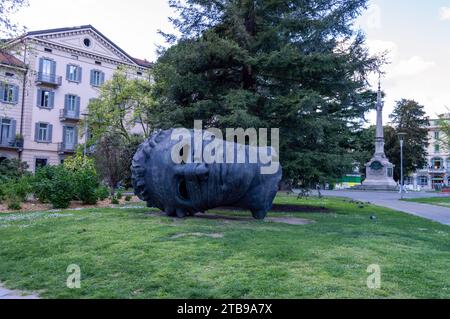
[360,77,397,191]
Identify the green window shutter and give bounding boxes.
[48,124,53,142]
[0,83,4,102]
[49,91,55,109]
[77,66,82,83]
[50,60,56,75]
[66,65,71,81]
[34,123,39,142]
[76,96,81,117]
[64,94,69,109]
[13,85,19,104]
[38,58,44,73]
[90,70,95,85]
[36,89,42,107]
[9,119,17,144]
[62,126,67,145]
[74,126,79,145]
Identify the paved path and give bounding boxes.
[320,190,450,226]
[0,283,39,299]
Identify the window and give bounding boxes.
[137,71,143,76]
[95,61,102,65]
[35,158,48,171]
[435,144,440,154]
[37,89,54,109]
[67,65,82,82]
[431,157,444,169]
[1,84,18,104]
[0,119,13,145]
[5,72,14,77]
[35,122,52,143]
[64,94,80,118]
[83,38,91,47]
[90,70,105,87]
[44,48,52,53]
[435,131,440,140]
[40,58,54,75]
[419,176,428,186]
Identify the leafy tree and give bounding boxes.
[0,0,28,38]
[93,133,143,194]
[86,68,156,142]
[387,99,429,180]
[154,0,380,185]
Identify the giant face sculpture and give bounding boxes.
[131,129,282,220]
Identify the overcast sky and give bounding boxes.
[11,0,450,123]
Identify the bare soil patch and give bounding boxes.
[0,197,142,214]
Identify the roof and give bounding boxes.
[0,50,27,69]
[20,25,152,69]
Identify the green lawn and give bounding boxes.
[404,196,450,208]
[0,196,449,299]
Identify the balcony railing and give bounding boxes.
[60,109,80,121]
[0,138,23,150]
[36,72,62,86]
[58,142,77,154]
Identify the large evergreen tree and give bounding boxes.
[153,0,379,185]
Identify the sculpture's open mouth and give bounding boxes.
[178,177,190,201]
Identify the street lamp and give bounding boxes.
[398,132,407,199]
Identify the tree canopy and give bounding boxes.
[153,0,380,184]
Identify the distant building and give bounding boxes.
[410,116,449,191]
[0,25,152,172]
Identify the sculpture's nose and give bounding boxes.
[174,163,209,179]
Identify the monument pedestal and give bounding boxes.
[359,154,397,191]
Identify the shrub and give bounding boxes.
[96,185,110,201]
[47,166,75,209]
[2,177,32,209]
[116,190,123,200]
[0,158,29,183]
[110,196,120,205]
[7,198,21,211]
[64,153,99,205]
[33,166,57,203]
[125,195,132,202]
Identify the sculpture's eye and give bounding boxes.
[180,145,190,165]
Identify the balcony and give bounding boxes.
[428,167,446,174]
[0,138,23,151]
[60,109,80,122]
[36,72,62,87]
[57,142,77,155]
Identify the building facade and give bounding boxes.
[0,25,151,172]
[410,117,450,191]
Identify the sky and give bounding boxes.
[10,0,450,124]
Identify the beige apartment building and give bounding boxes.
[409,117,450,191]
[0,25,151,172]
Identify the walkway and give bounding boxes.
[0,283,39,299]
[321,190,450,226]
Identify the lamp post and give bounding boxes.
[398,132,407,199]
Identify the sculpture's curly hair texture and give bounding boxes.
[131,130,171,202]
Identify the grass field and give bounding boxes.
[0,195,449,299]
[404,196,450,208]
